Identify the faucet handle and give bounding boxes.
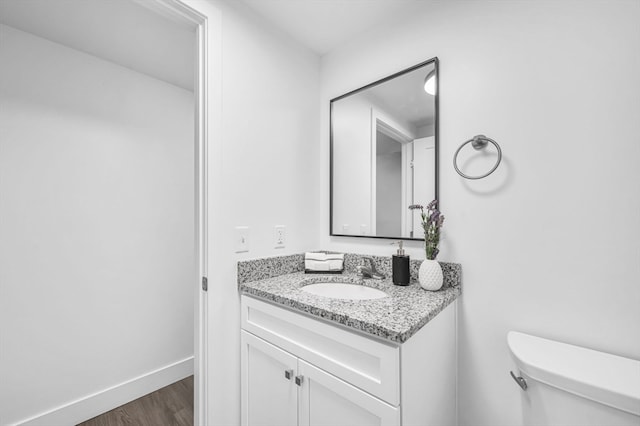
[362,256,377,273]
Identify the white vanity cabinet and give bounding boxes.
[242,331,399,426]
[240,295,456,426]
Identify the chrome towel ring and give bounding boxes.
[453,134,502,180]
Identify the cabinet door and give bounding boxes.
[298,360,400,426]
[241,331,298,426]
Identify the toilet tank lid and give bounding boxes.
[507,331,640,416]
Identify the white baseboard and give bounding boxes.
[15,356,194,426]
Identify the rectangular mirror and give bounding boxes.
[330,58,438,240]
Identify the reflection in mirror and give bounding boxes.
[330,58,438,240]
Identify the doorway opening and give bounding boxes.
[0,0,207,424]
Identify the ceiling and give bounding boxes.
[367,61,436,129]
[0,0,427,89]
[0,0,196,91]
[237,0,426,55]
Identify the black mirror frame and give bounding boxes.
[329,57,439,241]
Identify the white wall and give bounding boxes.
[320,1,640,425]
[0,25,194,425]
[179,1,321,424]
[332,95,372,234]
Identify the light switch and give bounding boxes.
[235,226,249,253]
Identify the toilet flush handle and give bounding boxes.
[510,371,528,391]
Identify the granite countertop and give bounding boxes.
[239,258,461,343]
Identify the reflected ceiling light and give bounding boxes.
[424,71,436,95]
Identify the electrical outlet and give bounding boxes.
[342,224,349,232]
[360,224,367,235]
[235,226,249,253]
[274,225,286,248]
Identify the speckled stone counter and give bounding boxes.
[238,253,461,343]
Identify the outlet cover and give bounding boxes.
[274,225,286,248]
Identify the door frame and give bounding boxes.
[370,108,414,238]
[139,0,209,423]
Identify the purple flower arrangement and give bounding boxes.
[409,200,445,260]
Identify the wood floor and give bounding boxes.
[77,376,193,426]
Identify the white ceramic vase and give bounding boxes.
[419,259,443,291]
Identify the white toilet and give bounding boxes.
[508,331,640,426]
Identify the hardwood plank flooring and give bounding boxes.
[77,376,193,426]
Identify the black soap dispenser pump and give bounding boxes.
[391,241,410,286]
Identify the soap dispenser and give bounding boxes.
[391,241,410,286]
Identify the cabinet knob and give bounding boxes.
[284,369,293,380]
[295,375,304,386]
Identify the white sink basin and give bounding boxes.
[301,282,388,300]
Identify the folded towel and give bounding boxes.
[305,252,327,261]
[305,259,330,271]
[327,259,343,271]
[305,252,344,272]
[325,253,344,261]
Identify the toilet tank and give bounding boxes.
[508,331,640,426]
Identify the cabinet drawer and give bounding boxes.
[241,295,400,405]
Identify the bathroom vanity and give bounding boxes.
[239,254,461,426]
[239,55,452,426]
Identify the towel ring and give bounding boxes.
[453,135,502,180]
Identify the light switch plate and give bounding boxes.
[274,225,286,248]
[235,226,249,253]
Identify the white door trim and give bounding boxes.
[141,0,210,424]
[370,108,414,238]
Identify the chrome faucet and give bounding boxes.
[359,257,385,280]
